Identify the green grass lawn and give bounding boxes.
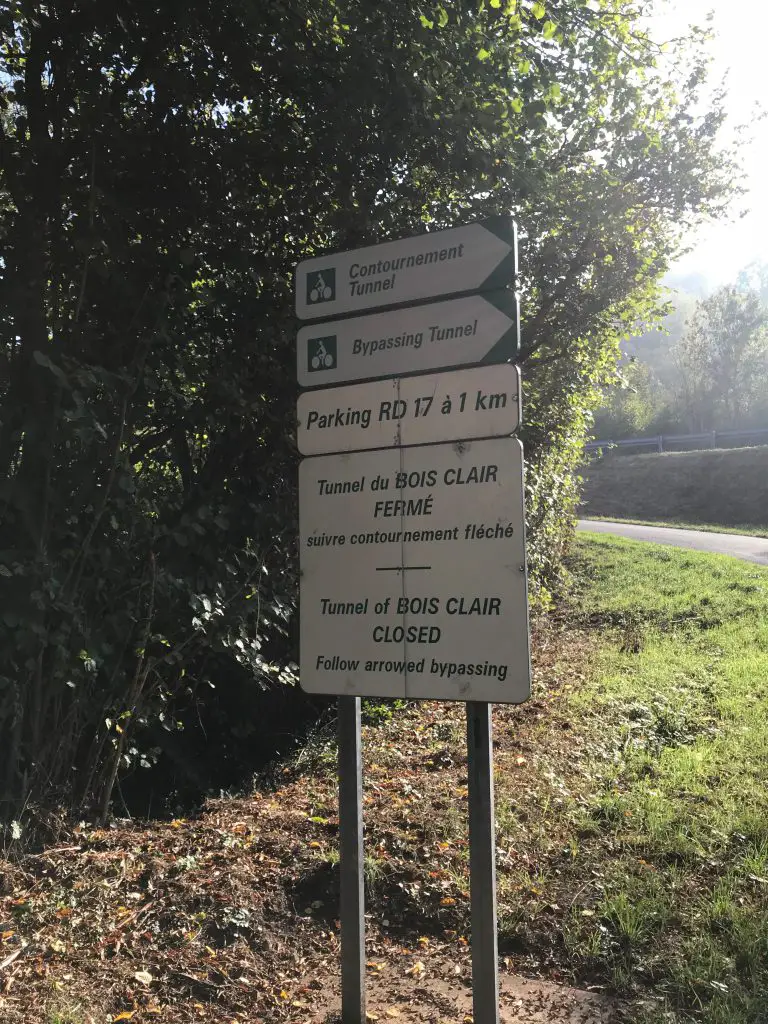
[548,535,768,1022]
[581,515,768,538]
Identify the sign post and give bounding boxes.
[294,216,528,1024]
[338,696,365,1024]
[467,702,500,1024]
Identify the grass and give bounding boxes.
[581,515,768,538]
[546,534,768,1021]
[580,445,768,530]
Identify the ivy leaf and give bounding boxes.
[32,350,69,386]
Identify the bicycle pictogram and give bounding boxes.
[308,336,337,372]
[306,268,336,305]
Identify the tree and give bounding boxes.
[737,262,768,305]
[675,286,768,430]
[0,1,740,819]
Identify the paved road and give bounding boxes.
[578,520,768,567]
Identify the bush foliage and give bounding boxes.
[0,1,737,817]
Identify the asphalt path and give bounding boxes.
[578,520,768,567]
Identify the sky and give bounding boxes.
[647,0,768,292]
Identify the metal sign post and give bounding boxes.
[467,702,500,1024]
[294,217,529,1024]
[338,696,365,1024]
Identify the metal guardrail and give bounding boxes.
[586,427,768,454]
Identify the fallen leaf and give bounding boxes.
[134,970,153,986]
[440,897,456,906]
[113,1014,135,1022]
[385,1009,401,1018]
[406,961,425,976]
[515,756,527,767]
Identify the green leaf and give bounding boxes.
[477,47,491,60]
[531,1,546,18]
[32,350,68,384]
[419,14,433,29]
[437,6,449,26]
[510,96,523,113]
[490,0,502,7]
[543,19,557,38]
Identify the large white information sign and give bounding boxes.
[299,437,530,703]
[295,218,517,321]
[296,291,518,388]
[297,363,521,456]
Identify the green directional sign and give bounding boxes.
[297,290,518,388]
[295,217,518,321]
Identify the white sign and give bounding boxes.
[298,437,530,703]
[295,218,517,321]
[296,291,519,388]
[297,364,521,457]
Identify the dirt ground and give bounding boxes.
[1,613,629,1024]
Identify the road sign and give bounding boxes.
[297,363,520,457]
[298,437,530,703]
[295,217,517,321]
[296,291,519,388]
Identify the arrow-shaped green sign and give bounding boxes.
[295,217,518,321]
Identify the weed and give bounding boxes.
[363,855,387,894]
[47,1003,86,1024]
[361,699,409,726]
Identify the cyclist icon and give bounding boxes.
[310,274,333,303]
[308,336,337,372]
[311,339,335,370]
[306,268,335,305]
